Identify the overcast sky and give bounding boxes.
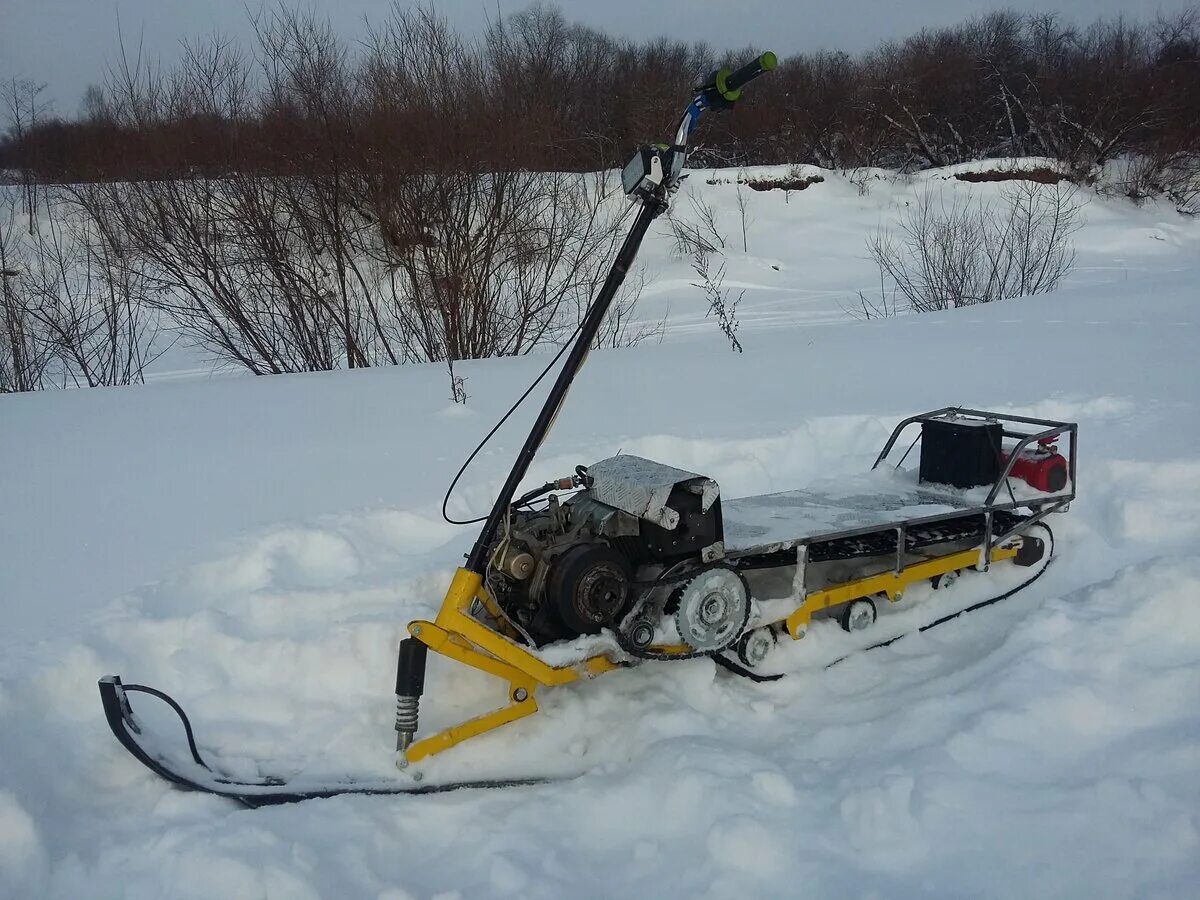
[1,0,1188,117]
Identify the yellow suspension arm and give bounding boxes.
[401,568,621,765]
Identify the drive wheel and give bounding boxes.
[672,566,751,652]
[735,628,775,668]
[839,598,877,633]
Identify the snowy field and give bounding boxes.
[2,166,1199,898]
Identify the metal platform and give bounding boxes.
[721,408,1076,559]
[725,476,972,554]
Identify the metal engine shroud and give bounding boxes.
[488,456,725,646]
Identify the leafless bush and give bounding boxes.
[23,192,161,386]
[79,175,347,373]
[869,181,1083,312]
[667,193,726,258]
[0,188,161,389]
[367,169,639,363]
[64,8,649,378]
[447,357,468,404]
[1,193,53,391]
[589,269,664,349]
[1164,156,1200,215]
[0,286,52,392]
[846,167,874,197]
[735,177,750,251]
[3,79,49,224]
[845,271,901,320]
[691,250,743,352]
[1108,152,1200,214]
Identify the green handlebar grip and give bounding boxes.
[718,51,778,100]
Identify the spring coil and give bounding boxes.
[394,694,419,734]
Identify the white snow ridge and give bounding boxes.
[2,168,1199,898]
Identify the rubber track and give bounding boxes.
[742,510,1029,566]
[717,522,1055,679]
[827,521,1055,665]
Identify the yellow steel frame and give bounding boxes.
[783,543,1018,639]
[402,568,621,765]
[402,541,1021,765]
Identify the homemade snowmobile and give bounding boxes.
[98,52,1077,806]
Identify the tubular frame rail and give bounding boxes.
[872,407,1077,558]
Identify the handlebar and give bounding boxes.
[719,51,778,99]
[652,49,778,199]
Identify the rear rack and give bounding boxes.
[872,407,1076,558]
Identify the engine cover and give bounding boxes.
[584,455,724,561]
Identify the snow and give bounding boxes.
[2,165,1200,898]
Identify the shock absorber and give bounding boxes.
[394,637,427,754]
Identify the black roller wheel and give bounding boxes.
[735,628,775,668]
[627,617,657,650]
[839,598,877,633]
[931,569,961,590]
[545,543,632,636]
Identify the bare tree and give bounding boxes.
[734,175,751,252]
[845,270,901,320]
[66,6,650,380]
[3,78,50,226]
[3,6,1199,183]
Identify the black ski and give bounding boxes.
[99,676,554,807]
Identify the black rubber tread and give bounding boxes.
[739,510,1028,569]
[717,523,1055,681]
[825,522,1055,667]
[713,652,785,682]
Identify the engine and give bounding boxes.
[486,456,727,646]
